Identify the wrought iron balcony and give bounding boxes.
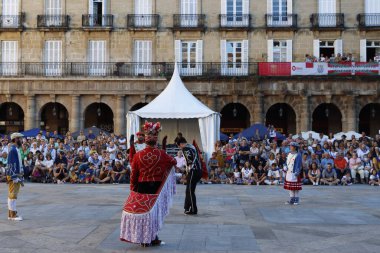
[173,14,206,30]
[0,62,259,78]
[127,14,159,29]
[310,13,344,30]
[357,13,380,30]
[0,13,25,31]
[265,14,297,30]
[37,15,70,30]
[219,14,251,30]
[82,14,113,29]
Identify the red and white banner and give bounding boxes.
[259,62,380,76]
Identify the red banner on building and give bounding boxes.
[258,62,291,76]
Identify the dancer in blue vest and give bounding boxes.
[284,142,303,205]
[6,132,24,221]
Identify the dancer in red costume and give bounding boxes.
[121,121,176,247]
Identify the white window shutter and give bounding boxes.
[196,40,203,63]
[2,0,19,15]
[221,0,227,15]
[313,39,320,58]
[286,40,293,62]
[102,0,107,15]
[175,40,182,63]
[88,0,93,14]
[360,39,367,62]
[46,0,61,15]
[2,41,17,62]
[220,40,227,62]
[242,40,249,63]
[267,39,273,62]
[267,0,272,14]
[243,0,249,14]
[287,0,293,14]
[334,39,343,56]
[366,0,380,13]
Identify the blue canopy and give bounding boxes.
[72,126,110,139]
[220,132,229,141]
[20,128,46,138]
[233,124,285,141]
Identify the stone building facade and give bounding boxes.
[0,0,379,136]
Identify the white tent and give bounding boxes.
[126,64,221,159]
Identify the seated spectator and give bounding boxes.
[175,167,183,184]
[334,152,348,179]
[320,163,340,186]
[111,161,126,184]
[0,161,6,182]
[174,151,186,173]
[341,171,353,186]
[369,169,379,186]
[23,152,34,180]
[361,154,371,184]
[238,139,250,165]
[179,173,187,185]
[253,164,266,185]
[219,171,228,184]
[85,163,96,184]
[69,170,78,184]
[208,152,219,171]
[265,163,280,185]
[78,170,86,183]
[95,161,112,184]
[308,162,321,186]
[241,162,253,185]
[208,169,220,184]
[33,153,47,182]
[349,153,364,184]
[53,163,69,184]
[233,167,242,185]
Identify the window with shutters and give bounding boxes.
[180,0,197,27]
[366,41,380,62]
[134,40,152,76]
[135,0,152,27]
[182,42,196,68]
[45,0,62,26]
[44,40,62,76]
[88,40,106,76]
[1,41,18,76]
[175,40,202,76]
[273,41,287,62]
[273,0,287,21]
[221,40,248,76]
[221,0,249,27]
[2,0,19,27]
[89,0,107,26]
[365,0,380,26]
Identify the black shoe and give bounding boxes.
[140,243,151,247]
[184,210,197,215]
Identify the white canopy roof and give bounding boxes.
[132,64,216,119]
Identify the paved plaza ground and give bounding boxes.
[0,183,380,253]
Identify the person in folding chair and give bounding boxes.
[120,121,176,247]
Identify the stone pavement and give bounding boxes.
[1,183,380,253]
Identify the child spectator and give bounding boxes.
[241,162,253,185]
[208,169,220,184]
[265,163,281,185]
[0,161,6,182]
[85,164,95,184]
[175,167,183,184]
[253,164,266,185]
[341,171,353,186]
[78,170,86,183]
[369,169,379,186]
[219,171,228,184]
[69,170,78,184]
[233,167,242,185]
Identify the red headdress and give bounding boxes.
[143,121,161,143]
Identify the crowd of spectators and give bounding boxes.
[305,53,356,63]
[201,131,380,187]
[1,128,380,188]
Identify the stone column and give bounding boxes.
[252,93,264,124]
[114,95,126,135]
[299,95,310,133]
[70,95,80,132]
[25,95,36,130]
[345,95,357,132]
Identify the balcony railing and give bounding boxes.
[219,14,250,29]
[37,15,70,29]
[173,14,206,30]
[0,13,24,30]
[311,13,344,29]
[358,13,380,29]
[82,14,113,28]
[265,14,297,29]
[127,14,159,29]
[0,62,258,78]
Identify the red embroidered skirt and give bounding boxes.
[284,176,302,191]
